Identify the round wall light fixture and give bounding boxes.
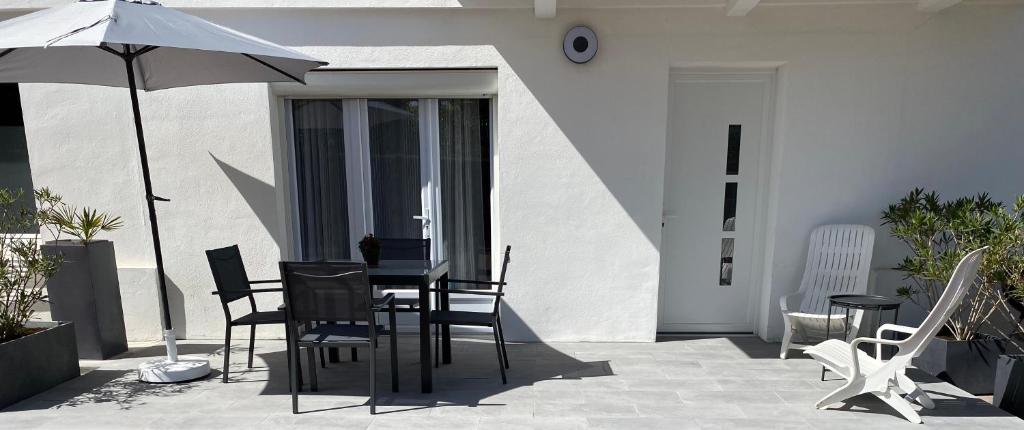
[563,26,598,64]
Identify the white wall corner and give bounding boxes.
[917,0,961,13]
[726,0,760,17]
[535,0,556,18]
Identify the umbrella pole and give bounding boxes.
[124,54,178,363]
[122,50,210,383]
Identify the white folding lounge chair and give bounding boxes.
[804,247,987,424]
[780,225,875,359]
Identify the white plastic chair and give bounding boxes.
[804,247,987,424]
[779,225,875,359]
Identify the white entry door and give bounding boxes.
[658,71,773,333]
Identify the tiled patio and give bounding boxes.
[2,336,1020,429]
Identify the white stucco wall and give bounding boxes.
[12,4,1024,342]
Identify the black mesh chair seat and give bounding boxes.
[429,310,495,327]
[393,297,420,308]
[298,324,386,344]
[232,311,285,326]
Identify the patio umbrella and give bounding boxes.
[0,0,326,383]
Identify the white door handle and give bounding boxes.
[413,215,430,227]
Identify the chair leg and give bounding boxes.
[896,373,935,409]
[497,317,509,369]
[434,324,440,368]
[222,324,232,383]
[875,388,923,424]
[369,344,377,415]
[307,346,318,392]
[389,311,399,393]
[815,382,860,409]
[492,326,507,384]
[289,337,300,414]
[351,322,359,362]
[248,325,256,368]
[779,317,794,359]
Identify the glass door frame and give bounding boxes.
[283,96,494,267]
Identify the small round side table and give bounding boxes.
[821,294,902,380]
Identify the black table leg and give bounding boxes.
[822,302,833,381]
[328,322,340,363]
[419,279,432,393]
[440,273,452,364]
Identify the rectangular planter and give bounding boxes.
[994,355,1024,418]
[42,240,128,359]
[0,321,80,409]
[914,336,1005,395]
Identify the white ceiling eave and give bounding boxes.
[0,0,987,15]
[270,69,499,98]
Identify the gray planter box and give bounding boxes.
[994,355,1024,418]
[914,336,1005,395]
[41,240,128,359]
[0,321,80,409]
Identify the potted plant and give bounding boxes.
[39,198,127,360]
[882,189,1024,395]
[359,234,381,266]
[0,188,80,409]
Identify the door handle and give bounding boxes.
[413,215,430,228]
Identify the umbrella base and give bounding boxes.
[138,357,211,383]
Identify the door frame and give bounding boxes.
[657,67,779,335]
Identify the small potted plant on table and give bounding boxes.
[359,234,381,266]
[883,189,1024,395]
[0,188,79,409]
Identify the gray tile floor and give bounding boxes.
[2,336,1021,429]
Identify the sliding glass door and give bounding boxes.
[288,97,493,280]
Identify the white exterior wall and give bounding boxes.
[11,4,1024,342]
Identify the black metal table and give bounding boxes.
[317,259,449,393]
[822,294,902,380]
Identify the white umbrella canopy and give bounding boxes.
[0,0,325,89]
[0,0,326,383]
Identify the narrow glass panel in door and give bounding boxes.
[367,99,423,239]
[438,99,492,280]
[291,100,350,260]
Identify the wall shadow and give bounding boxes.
[200,8,668,248]
[210,153,282,249]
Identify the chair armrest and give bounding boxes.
[446,279,507,287]
[877,323,917,337]
[875,324,917,359]
[779,292,803,313]
[249,279,281,284]
[211,287,283,296]
[428,288,503,297]
[849,336,905,374]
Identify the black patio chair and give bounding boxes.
[430,245,512,384]
[377,237,431,312]
[207,245,286,383]
[280,261,398,415]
